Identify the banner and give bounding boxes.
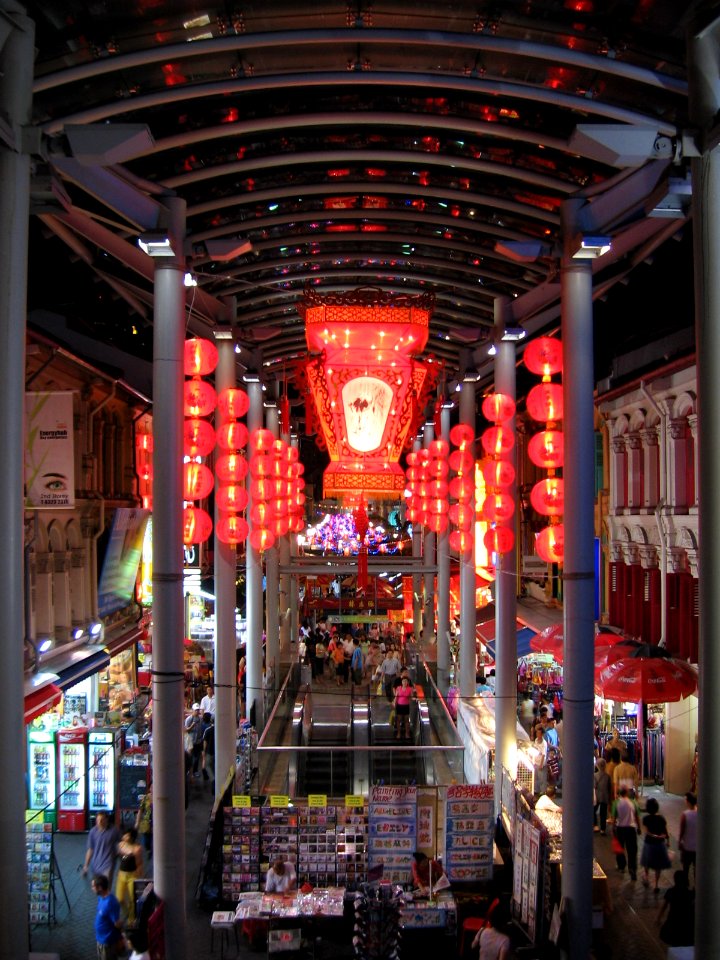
[25,392,75,508]
[98,508,150,617]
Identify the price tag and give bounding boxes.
[270,794,290,808]
[308,794,327,808]
[345,795,364,808]
[232,795,251,808]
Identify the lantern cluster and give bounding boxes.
[248,432,305,552]
[215,386,251,545]
[448,423,475,555]
[183,338,218,545]
[135,430,153,510]
[479,393,516,555]
[524,336,564,564]
[403,439,450,534]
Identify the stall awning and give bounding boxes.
[104,624,144,659]
[477,619,537,659]
[24,682,62,724]
[49,646,111,690]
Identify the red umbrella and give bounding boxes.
[605,637,645,666]
[529,624,563,657]
[599,651,698,704]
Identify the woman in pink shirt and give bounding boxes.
[393,675,414,739]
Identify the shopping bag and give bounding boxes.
[611,833,624,856]
[389,708,396,727]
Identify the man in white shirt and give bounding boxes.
[199,685,215,716]
[612,787,641,879]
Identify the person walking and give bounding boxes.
[83,811,121,886]
[657,869,695,947]
[201,711,215,783]
[393,675,414,739]
[199,684,216,717]
[613,752,639,794]
[351,636,364,686]
[184,703,204,777]
[610,786,641,880]
[678,791,697,886]
[114,826,144,924]
[640,797,672,892]
[594,758,611,834]
[471,902,511,960]
[135,786,152,858]
[377,649,401,701]
[91,873,124,960]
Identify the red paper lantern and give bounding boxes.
[449,449,474,474]
[217,387,250,419]
[406,451,419,467]
[216,484,249,512]
[448,476,474,501]
[429,439,450,458]
[524,337,563,378]
[481,492,515,523]
[250,501,274,526]
[484,526,515,554]
[216,514,249,545]
[530,477,564,516]
[215,453,249,484]
[249,455,279,480]
[284,445,299,463]
[528,429,564,469]
[428,498,449,515]
[448,501,475,530]
[272,515,290,537]
[136,434,153,453]
[526,382,563,423]
[216,421,249,452]
[480,425,514,456]
[428,459,449,479]
[536,523,564,564]
[183,505,213,545]
[480,458,515,488]
[428,513,449,534]
[482,393,516,423]
[449,423,474,448]
[184,418,216,458]
[184,378,217,418]
[183,462,214,501]
[249,428,276,453]
[289,515,305,533]
[249,528,276,551]
[429,479,449,498]
[184,338,218,377]
[268,497,289,518]
[449,529,472,553]
[407,506,423,523]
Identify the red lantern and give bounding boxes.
[530,477,564,516]
[484,526,515,554]
[184,338,218,377]
[524,337,563,378]
[536,523,564,564]
[428,498,449,515]
[216,421,249,452]
[428,513,449,534]
[481,492,515,523]
[407,506,423,523]
[215,453,249,484]
[480,425,514,456]
[269,497,289,518]
[184,418,216,458]
[428,459,449,479]
[528,429,564,469]
[429,479,449,498]
[249,455,281,480]
[250,501,274,526]
[136,434,153,453]
[449,423,474,448]
[183,505,213,544]
[272,515,290,537]
[249,528,276,551]
[184,378,217,418]
[526,382,563,423]
[480,458,515,488]
[216,484,249,512]
[406,451,419,467]
[429,439,450,458]
[183,462,214,501]
[289,515,305,534]
[284,445,299,463]
[482,393,516,423]
[449,529,472,553]
[448,501,475,530]
[217,387,250,420]
[249,428,275,453]
[216,514,249,545]
[448,449,474,474]
[448,476,474,501]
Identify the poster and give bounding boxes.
[368,784,417,882]
[444,783,494,881]
[98,508,151,617]
[25,392,75,508]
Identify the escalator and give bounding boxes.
[298,696,353,795]
[369,696,425,786]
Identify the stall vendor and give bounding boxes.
[411,851,447,895]
[265,857,297,893]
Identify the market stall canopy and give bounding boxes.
[598,644,698,704]
[24,679,62,726]
[477,619,537,660]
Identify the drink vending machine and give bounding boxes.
[88,727,122,814]
[57,726,88,831]
[27,728,57,820]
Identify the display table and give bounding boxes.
[556,861,611,923]
[400,892,457,933]
[235,889,346,948]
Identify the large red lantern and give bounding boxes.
[217,421,249,451]
[448,476,474,501]
[528,429,564,469]
[427,513,449,534]
[249,428,277,454]
[448,449,474,474]
[536,523,564,564]
[183,462,214,501]
[429,439,450,458]
[524,337,563,378]
[217,387,250,419]
[216,484,249,512]
[271,515,291,537]
[481,492,515,523]
[428,459,449,479]
[448,501,475,530]
[530,477,564,516]
[484,526,515,554]
[184,338,218,377]
[250,501,274,526]
[215,453,249,484]
[183,505,213,545]
[249,527,276,551]
[526,382,563,423]
[449,529,472,553]
[184,418,216,458]
[449,423,474,448]
[482,393,516,423]
[216,514,249,545]
[481,458,515,488]
[184,378,217,418]
[480,425,514,456]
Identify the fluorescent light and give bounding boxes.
[502,326,527,341]
[137,233,175,257]
[242,371,261,382]
[573,235,612,259]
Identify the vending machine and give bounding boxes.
[57,726,88,832]
[88,727,121,815]
[27,728,57,821]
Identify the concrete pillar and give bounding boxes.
[458,381,476,701]
[436,405,451,684]
[150,195,188,960]
[245,379,264,727]
[423,422,436,655]
[412,437,423,640]
[264,404,280,700]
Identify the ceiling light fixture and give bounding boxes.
[137,232,175,257]
[502,325,527,341]
[572,235,612,259]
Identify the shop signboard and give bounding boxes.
[368,784,417,883]
[443,783,494,882]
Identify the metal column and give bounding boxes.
[245,379,264,727]
[436,405,451,686]
[412,438,423,640]
[560,199,596,960]
[423,422,436,655]
[264,403,280,699]
[459,381,477,701]
[0,10,33,959]
[688,10,720,955]
[150,196,188,960]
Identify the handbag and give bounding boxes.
[611,832,624,856]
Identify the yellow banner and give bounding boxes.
[270,795,290,808]
[232,795,251,807]
[308,794,327,807]
[345,795,364,808]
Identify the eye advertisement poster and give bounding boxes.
[25,392,75,509]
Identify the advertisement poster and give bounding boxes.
[368,784,417,882]
[98,508,151,617]
[25,392,75,508]
[416,787,436,852]
[527,823,541,941]
[444,783,494,881]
